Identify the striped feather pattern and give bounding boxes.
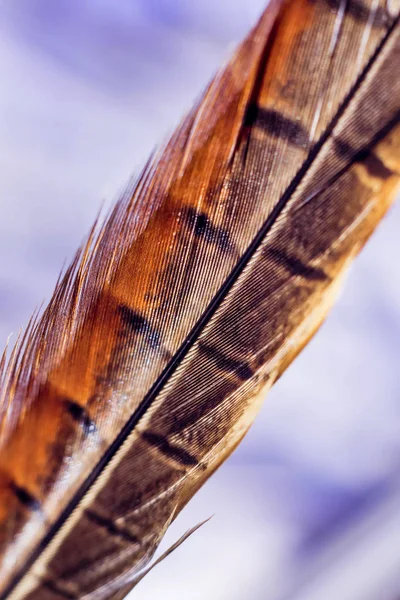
[0,1,399,598]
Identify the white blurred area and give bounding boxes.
[0,1,399,599]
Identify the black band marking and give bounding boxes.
[245,106,310,147]
[185,207,236,254]
[85,509,141,545]
[118,305,162,351]
[65,399,97,435]
[198,342,254,381]
[319,0,390,27]
[43,580,78,600]
[266,247,327,281]
[11,483,41,512]
[334,138,394,179]
[142,431,198,466]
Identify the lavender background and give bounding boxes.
[0,1,400,599]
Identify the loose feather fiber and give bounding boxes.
[0,0,400,598]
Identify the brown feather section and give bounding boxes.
[0,1,399,598]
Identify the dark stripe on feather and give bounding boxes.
[85,509,141,545]
[10,483,41,512]
[185,207,235,254]
[334,138,394,178]
[317,0,390,27]
[198,342,254,381]
[118,305,162,351]
[43,580,78,600]
[65,399,97,435]
[244,105,310,147]
[266,247,328,281]
[364,153,394,179]
[141,431,198,466]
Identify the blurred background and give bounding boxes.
[0,1,400,599]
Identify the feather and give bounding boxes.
[0,0,399,598]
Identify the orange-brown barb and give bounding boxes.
[0,1,399,598]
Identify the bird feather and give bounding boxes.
[0,1,399,598]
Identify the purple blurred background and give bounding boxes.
[0,1,400,599]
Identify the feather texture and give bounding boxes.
[0,0,399,598]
